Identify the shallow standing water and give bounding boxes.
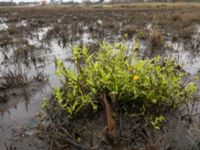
[0,34,73,149]
[0,17,200,149]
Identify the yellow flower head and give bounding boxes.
[133,75,139,81]
[194,75,199,81]
[128,67,134,72]
[124,33,128,38]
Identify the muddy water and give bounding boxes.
[168,25,200,74]
[0,21,200,149]
[0,86,50,150]
[0,28,73,149]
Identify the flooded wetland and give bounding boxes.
[1,3,200,150]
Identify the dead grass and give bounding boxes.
[0,65,30,88]
[179,25,196,40]
[0,3,200,56]
[149,30,165,56]
[121,25,137,38]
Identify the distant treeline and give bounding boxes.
[108,0,200,3]
[152,0,200,1]
[0,0,200,7]
[0,2,16,6]
[128,0,200,2]
[176,0,200,1]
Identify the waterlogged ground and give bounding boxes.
[0,26,75,149]
[0,4,200,150]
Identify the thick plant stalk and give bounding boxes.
[102,94,116,136]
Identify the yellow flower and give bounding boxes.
[124,33,128,38]
[133,75,139,81]
[128,67,134,72]
[194,75,199,81]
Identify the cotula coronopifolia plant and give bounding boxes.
[53,41,197,125]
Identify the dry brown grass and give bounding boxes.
[121,25,137,38]
[149,30,165,51]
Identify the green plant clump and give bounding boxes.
[53,42,197,120]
